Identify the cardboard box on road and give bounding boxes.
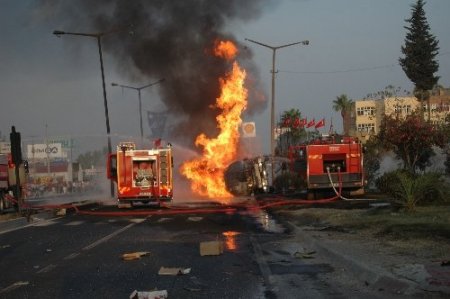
[200,240,223,256]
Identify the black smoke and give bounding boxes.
[39,0,270,149]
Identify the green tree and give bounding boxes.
[363,136,382,188]
[332,94,354,135]
[399,0,439,121]
[378,112,447,174]
[77,147,108,169]
[277,108,306,156]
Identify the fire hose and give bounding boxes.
[326,167,371,201]
[3,171,353,217]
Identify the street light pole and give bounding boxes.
[244,38,309,159]
[111,79,165,146]
[53,29,118,198]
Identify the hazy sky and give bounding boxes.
[1,0,449,156]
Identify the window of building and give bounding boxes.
[394,105,412,114]
[357,106,375,116]
[357,123,375,132]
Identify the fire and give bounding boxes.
[181,40,247,202]
[213,40,238,60]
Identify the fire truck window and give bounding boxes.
[109,156,117,179]
[133,160,155,187]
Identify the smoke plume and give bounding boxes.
[38,0,271,149]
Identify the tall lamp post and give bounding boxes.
[111,79,165,145]
[244,38,309,159]
[53,29,116,198]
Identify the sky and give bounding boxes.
[0,0,449,158]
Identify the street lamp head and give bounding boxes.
[53,30,65,36]
[111,82,118,86]
[303,40,310,45]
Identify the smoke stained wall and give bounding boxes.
[38,0,271,149]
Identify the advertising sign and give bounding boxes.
[47,138,73,149]
[0,142,11,154]
[241,122,256,138]
[27,143,63,159]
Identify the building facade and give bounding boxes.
[352,95,449,143]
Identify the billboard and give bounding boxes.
[27,143,63,159]
[47,138,73,149]
[0,142,11,154]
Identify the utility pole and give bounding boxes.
[245,38,309,183]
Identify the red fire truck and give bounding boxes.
[107,142,173,207]
[288,135,365,199]
[0,154,27,212]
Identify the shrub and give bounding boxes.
[376,170,449,212]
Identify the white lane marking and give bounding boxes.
[64,252,80,260]
[0,281,29,294]
[31,219,58,227]
[129,218,147,223]
[37,264,57,274]
[64,221,84,226]
[82,222,136,251]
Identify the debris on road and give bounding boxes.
[187,216,203,222]
[157,218,172,223]
[122,251,151,261]
[293,247,316,259]
[200,240,223,256]
[55,208,66,216]
[129,289,168,299]
[158,266,191,275]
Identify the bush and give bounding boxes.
[375,170,449,212]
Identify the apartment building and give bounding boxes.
[352,95,449,142]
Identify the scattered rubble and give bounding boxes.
[122,251,151,261]
[200,240,223,256]
[158,267,191,275]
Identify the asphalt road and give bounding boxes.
[0,202,385,299]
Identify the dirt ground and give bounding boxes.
[274,204,450,261]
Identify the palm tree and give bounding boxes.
[332,94,354,135]
[277,108,306,155]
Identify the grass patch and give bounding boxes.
[278,205,450,241]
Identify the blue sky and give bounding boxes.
[0,0,449,155]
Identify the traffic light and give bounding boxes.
[10,126,22,165]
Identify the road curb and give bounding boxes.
[284,221,420,296]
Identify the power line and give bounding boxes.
[279,64,396,74]
[278,50,449,75]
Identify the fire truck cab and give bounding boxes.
[289,135,365,198]
[107,142,173,207]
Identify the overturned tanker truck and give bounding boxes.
[224,135,365,198]
[224,156,270,196]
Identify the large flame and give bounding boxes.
[181,40,247,202]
